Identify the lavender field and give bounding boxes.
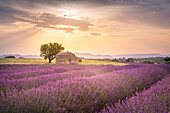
[0,64,170,113]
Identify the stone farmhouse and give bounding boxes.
[56,52,79,64]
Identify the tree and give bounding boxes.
[164,57,170,64]
[164,57,170,62]
[40,42,64,63]
[126,58,134,62]
[165,61,170,64]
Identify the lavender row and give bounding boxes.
[101,75,170,113]
[0,68,99,92]
[0,64,88,79]
[0,64,92,80]
[0,63,137,75]
[82,64,170,110]
[0,67,68,79]
[116,64,170,91]
[0,64,146,92]
[1,64,170,112]
[0,64,80,74]
[0,64,42,73]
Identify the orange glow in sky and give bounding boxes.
[0,0,170,55]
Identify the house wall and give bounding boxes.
[56,55,79,64]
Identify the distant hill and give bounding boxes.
[74,52,113,59]
[0,54,42,58]
[112,53,170,58]
[0,53,169,59]
[74,53,170,59]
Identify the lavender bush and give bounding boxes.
[101,75,170,113]
[0,64,170,112]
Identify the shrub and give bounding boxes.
[112,58,118,62]
[164,57,170,62]
[165,61,170,64]
[5,56,15,58]
[79,59,82,62]
[142,61,154,64]
[126,58,134,62]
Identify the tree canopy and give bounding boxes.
[40,42,64,63]
[164,57,170,62]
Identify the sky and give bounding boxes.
[0,0,170,55]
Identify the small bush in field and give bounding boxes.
[79,59,82,62]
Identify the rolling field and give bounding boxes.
[0,63,170,112]
[79,59,126,65]
[0,58,126,65]
[0,58,55,64]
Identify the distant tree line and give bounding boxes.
[111,57,170,64]
[5,56,15,58]
[4,56,24,58]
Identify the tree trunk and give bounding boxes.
[49,59,51,63]
[48,57,55,63]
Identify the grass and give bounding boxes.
[0,58,55,64]
[79,59,127,65]
[0,58,127,65]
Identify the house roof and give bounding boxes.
[56,52,78,58]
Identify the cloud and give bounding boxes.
[48,26,75,33]
[91,33,101,36]
[0,0,149,8]
[0,4,93,33]
[0,5,29,25]
[104,0,170,28]
[1,0,170,30]
[18,12,93,33]
[1,0,169,8]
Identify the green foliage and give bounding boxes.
[79,59,82,62]
[165,61,170,64]
[112,58,118,62]
[164,57,170,62]
[40,42,64,63]
[142,61,154,64]
[164,57,170,64]
[5,56,15,58]
[126,58,134,62]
